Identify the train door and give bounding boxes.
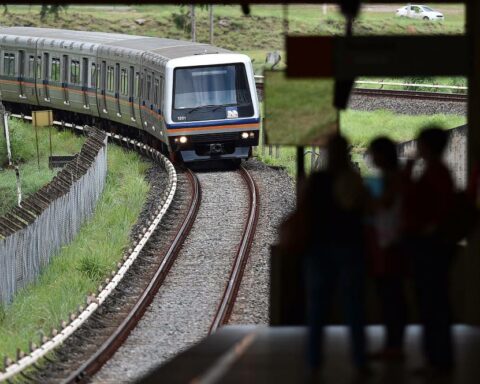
[62,54,69,104]
[18,50,26,99]
[115,63,121,117]
[129,66,136,121]
[43,52,50,101]
[82,57,89,109]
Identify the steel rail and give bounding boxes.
[0,114,177,383]
[209,166,260,334]
[352,88,467,102]
[63,169,201,384]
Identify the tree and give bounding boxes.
[40,5,68,21]
[191,4,196,42]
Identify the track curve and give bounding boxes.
[209,165,260,334]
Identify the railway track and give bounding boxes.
[209,166,260,334]
[1,114,260,383]
[92,168,259,383]
[255,81,468,103]
[352,88,468,102]
[63,169,201,383]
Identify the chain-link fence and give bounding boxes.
[0,127,108,305]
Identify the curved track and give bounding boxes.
[64,169,201,383]
[209,166,260,334]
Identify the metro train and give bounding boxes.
[0,27,260,162]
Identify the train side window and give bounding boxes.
[3,53,15,76]
[107,65,114,92]
[28,55,35,78]
[129,66,135,98]
[115,63,120,95]
[36,56,42,79]
[146,74,152,102]
[51,57,60,81]
[120,68,128,96]
[134,71,140,98]
[62,55,69,83]
[154,77,159,106]
[159,76,164,108]
[19,51,25,78]
[90,62,97,88]
[43,53,49,80]
[70,59,80,84]
[82,58,88,86]
[101,61,106,91]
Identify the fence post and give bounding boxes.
[0,102,13,166]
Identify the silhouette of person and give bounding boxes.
[403,127,454,371]
[367,137,407,359]
[293,134,368,373]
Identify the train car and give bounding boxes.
[0,27,260,163]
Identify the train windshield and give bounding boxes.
[173,64,252,110]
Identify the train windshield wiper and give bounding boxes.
[187,104,223,114]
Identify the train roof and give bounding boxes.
[0,27,233,59]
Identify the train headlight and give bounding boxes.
[249,132,255,138]
[179,136,188,144]
[241,132,249,139]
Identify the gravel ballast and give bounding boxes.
[348,94,466,116]
[229,159,296,324]
[94,171,250,383]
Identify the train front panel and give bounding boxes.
[164,54,260,162]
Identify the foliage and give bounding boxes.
[0,119,85,215]
[0,144,149,358]
[40,5,68,21]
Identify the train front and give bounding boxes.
[165,54,260,163]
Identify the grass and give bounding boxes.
[0,119,85,216]
[257,109,467,178]
[0,143,150,359]
[265,71,337,146]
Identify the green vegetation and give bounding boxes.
[257,109,467,178]
[265,72,337,146]
[0,119,85,215]
[0,4,464,57]
[0,144,149,359]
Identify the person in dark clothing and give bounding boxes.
[367,137,407,360]
[403,127,455,372]
[282,134,368,373]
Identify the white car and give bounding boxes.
[396,5,445,21]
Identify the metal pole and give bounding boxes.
[209,5,214,45]
[15,166,22,206]
[323,3,327,16]
[34,122,40,169]
[49,123,53,159]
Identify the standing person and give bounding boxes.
[403,127,455,372]
[280,134,368,374]
[367,137,407,360]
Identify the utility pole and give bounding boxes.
[209,5,214,44]
[323,3,327,16]
[191,4,196,42]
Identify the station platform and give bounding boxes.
[139,325,480,384]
